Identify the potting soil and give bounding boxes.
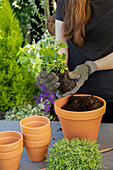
[61,95,103,111]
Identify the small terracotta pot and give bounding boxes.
[20,116,50,134]
[0,146,23,170]
[54,94,106,141]
[22,129,51,141]
[0,131,23,152]
[24,136,51,162]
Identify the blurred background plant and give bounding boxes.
[0,0,36,112]
[5,102,55,121]
[9,0,56,44]
[0,0,58,121]
[5,76,58,121]
[5,104,41,121]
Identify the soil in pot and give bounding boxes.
[61,95,103,111]
[56,70,76,94]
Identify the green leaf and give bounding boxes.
[20,57,29,64]
[30,51,36,57]
[59,43,68,48]
[17,57,20,63]
[27,65,33,72]
[62,53,66,60]
[41,40,48,48]
[37,65,42,72]
[46,65,51,73]
[30,58,36,64]
[53,50,58,57]
[60,69,64,73]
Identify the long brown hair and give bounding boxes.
[63,0,91,46]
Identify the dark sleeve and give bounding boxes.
[54,0,65,21]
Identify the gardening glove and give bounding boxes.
[62,61,97,97]
[39,70,60,90]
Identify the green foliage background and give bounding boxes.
[9,0,55,43]
[0,0,36,111]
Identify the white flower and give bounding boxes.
[53,60,56,63]
[25,44,31,48]
[32,108,37,112]
[12,1,21,9]
[27,50,31,54]
[38,103,44,110]
[27,104,32,110]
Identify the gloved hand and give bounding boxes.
[62,61,97,97]
[39,71,60,90]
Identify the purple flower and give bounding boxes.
[34,76,57,117]
[37,82,39,85]
[37,77,40,81]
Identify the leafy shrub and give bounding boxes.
[10,0,39,43]
[46,138,104,170]
[10,0,55,43]
[0,0,36,111]
[17,36,68,74]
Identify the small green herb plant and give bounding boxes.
[17,36,68,74]
[46,138,104,170]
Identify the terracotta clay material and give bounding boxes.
[24,136,51,162]
[22,129,51,141]
[54,94,106,141]
[0,146,23,170]
[20,116,50,134]
[0,131,23,152]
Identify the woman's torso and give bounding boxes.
[54,0,113,101]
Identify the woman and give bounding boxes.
[40,0,113,122]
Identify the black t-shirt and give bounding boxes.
[54,0,113,102]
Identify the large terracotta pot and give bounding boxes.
[24,136,51,162]
[0,131,23,170]
[20,116,50,134]
[54,94,106,141]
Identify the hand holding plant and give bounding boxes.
[17,37,76,95]
[39,70,60,90]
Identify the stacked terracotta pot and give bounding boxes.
[0,131,23,170]
[20,116,51,162]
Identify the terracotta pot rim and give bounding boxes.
[0,146,23,159]
[20,116,50,131]
[0,131,23,152]
[24,136,51,147]
[54,94,106,120]
[22,129,51,141]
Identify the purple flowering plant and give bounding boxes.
[34,77,58,120]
